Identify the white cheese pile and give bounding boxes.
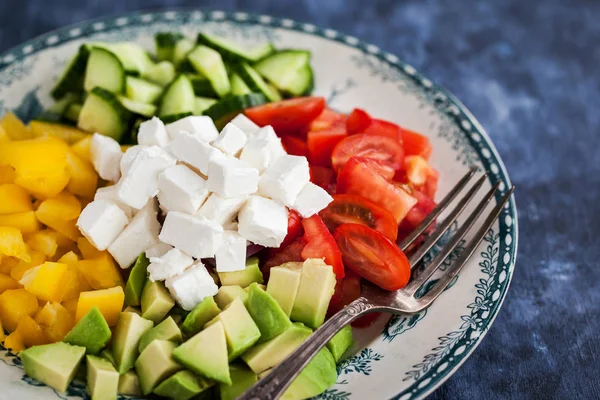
[77,114,333,310]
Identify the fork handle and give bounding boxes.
[238,297,376,400]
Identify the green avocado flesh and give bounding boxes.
[141,280,175,323]
[281,347,338,400]
[86,355,119,400]
[246,282,292,342]
[154,370,214,400]
[217,257,263,287]
[138,316,182,353]
[118,370,141,396]
[125,253,149,307]
[215,285,248,309]
[290,259,337,329]
[135,339,183,395]
[63,306,111,355]
[220,364,258,400]
[266,262,303,316]
[327,325,354,362]
[112,312,154,374]
[181,296,221,337]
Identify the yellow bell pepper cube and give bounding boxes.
[36,192,81,221]
[76,286,124,327]
[77,253,124,290]
[35,302,74,342]
[0,211,41,234]
[61,298,79,316]
[20,262,68,302]
[35,202,80,241]
[25,231,59,258]
[0,315,4,342]
[4,331,25,353]
[76,237,105,259]
[57,251,79,266]
[0,256,18,274]
[0,184,32,214]
[10,248,46,281]
[58,250,92,292]
[70,135,92,163]
[0,273,21,293]
[61,265,82,301]
[0,288,39,331]
[0,112,31,141]
[16,315,48,347]
[66,150,98,198]
[0,165,16,184]
[29,121,89,145]
[0,125,9,143]
[0,227,30,261]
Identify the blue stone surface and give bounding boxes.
[1,1,599,398]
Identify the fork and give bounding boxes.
[239,167,515,400]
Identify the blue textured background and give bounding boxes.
[1,1,599,399]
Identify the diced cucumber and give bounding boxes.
[187,45,231,98]
[144,61,176,87]
[64,102,83,123]
[108,42,155,76]
[37,93,81,122]
[155,32,185,61]
[158,74,195,118]
[125,77,163,104]
[78,87,132,141]
[236,63,282,102]
[203,93,267,129]
[173,38,195,66]
[118,96,157,117]
[194,97,218,116]
[161,113,193,124]
[230,73,251,95]
[83,47,126,93]
[124,118,145,145]
[254,50,313,96]
[188,74,218,98]
[197,33,275,62]
[51,45,90,100]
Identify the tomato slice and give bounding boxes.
[245,97,326,135]
[262,237,306,274]
[307,123,348,166]
[363,119,403,142]
[337,157,417,223]
[308,108,346,132]
[351,157,395,180]
[397,156,440,200]
[319,194,398,241]
[402,128,432,160]
[331,134,404,171]
[399,189,437,233]
[281,210,303,248]
[310,165,336,193]
[334,224,411,291]
[327,269,380,327]
[281,135,308,157]
[301,215,344,278]
[346,108,372,135]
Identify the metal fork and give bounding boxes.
[239,167,515,400]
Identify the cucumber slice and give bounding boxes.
[155,32,185,61]
[253,50,313,96]
[64,102,83,123]
[194,97,218,116]
[158,74,195,118]
[187,45,231,98]
[161,113,194,124]
[203,93,267,129]
[78,87,132,141]
[236,63,282,102]
[144,61,176,87]
[118,96,157,118]
[125,118,144,145]
[188,74,218,98]
[197,33,275,62]
[125,77,163,104]
[230,73,251,95]
[84,47,126,93]
[108,43,155,76]
[173,38,195,66]
[51,45,90,100]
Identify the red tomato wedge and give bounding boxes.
[399,188,437,233]
[334,224,411,291]
[319,194,398,241]
[308,108,346,132]
[331,134,404,171]
[346,108,372,135]
[337,157,417,223]
[301,215,344,278]
[310,165,336,193]
[363,119,403,142]
[281,135,308,157]
[281,210,303,248]
[307,123,348,166]
[397,156,440,200]
[262,237,306,274]
[327,269,380,327]
[245,97,326,135]
[402,128,432,160]
[351,157,395,180]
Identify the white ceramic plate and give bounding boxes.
[0,10,518,400]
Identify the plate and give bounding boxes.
[0,10,518,400]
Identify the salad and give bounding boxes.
[0,31,438,400]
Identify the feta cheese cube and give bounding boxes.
[215,231,247,272]
[108,200,161,268]
[120,145,146,176]
[253,125,278,141]
[145,242,173,259]
[94,183,134,219]
[223,220,239,231]
[117,146,176,210]
[194,193,248,226]
[211,123,248,156]
[77,199,129,251]
[207,157,259,198]
[90,133,122,182]
[165,261,218,310]
[159,211,223,259]
[148,248,194,281]
[258,155,310,206]
[157,165,209,214]
[166,116,219,142]
[138,116,170,147]
[292,182,334,217]
[230,114,260,136]
[238,195,288,247]
[168,132,226,175]
[240,137,286,173]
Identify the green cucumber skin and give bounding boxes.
[78,87,132,141]
[84,47,126,94]
[253,50,313,96]
[187,45,231,98]
[188,75,219,98]
[203,93,267,129]
[161,112,194,124]
[51,45,90,100]
[155,32,185,61]
[235,63,282,102]
[196,33,275,63]
[158,74,195,118]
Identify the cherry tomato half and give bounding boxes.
[245,97,326,135]
[402,128,432,160]
[307,123,348,166]
[363,118,403,142]
[281,210,304,248]
[301,215,344,279]
[310,165,336,194]
[346,108,372,135]
[308,108,346,132]
[262,237,306,275]
[331,134,404,171]
[281,135,308,157]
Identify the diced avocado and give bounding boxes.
[125,253,149,307]
[168,305,189,324]
[141,280,175,323]
[242,323,312,374]
[220,364,258,400]
[154,370,214,400]
[327,325,354,362]
[118,370,142,396]
[112,312,154,374]
[290,259,337,329]
[138,316,182,353]
[181,296,221,337]
[218,257,263,287]
[281,347,338,400]
[266,262,303,316]
[135,340,183,395]
[20,342,86,393]
[123,306,142,315]
[86,355,119,400]
[246,283,292,342]
[215,285,248,309]
[244,283,266,292]
[208,297,261,360]
[63,306,111,355]
[100,349,116,368]
[172,321,231,385]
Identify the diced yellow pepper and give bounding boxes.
[0,211,41,233]
[35,302,74,342]
[70,136,92,163]
[35,201,80,241]
[36,192,81,221]
[66,150,98,198]
[0,273,21,293]
[0,227,30,261]
[10,248,45,281]
[25,230,58,258]
[57,251,79,266]
[52,231,78,260]
[29,121,89,145]
[0,165,16,184]
[61,298,79,316]
[4,331,25,353]
[76,286,124,327]
[58,250,92,293]
[0,184,32,214]
[77,253,124,290]
[76,237,104,259]
[0,316,4,342]
[0,288,38,331]
[20,262,68,302]
[0,125,9,143]
[61,265,81,301]
[16,314,48,347]
[0,112,31,141]
[0,256,18,274]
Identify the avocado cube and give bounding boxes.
[266,262,303,316]
[135,340,183,395]
[118,370,141,396]
[327,325,354,362]
[141,280,175,323]
[246,283,292,342]
[215,285,248,309]
[220,364,258,400]
[86,355,119,400]
[138,316,182,353]
[172,321,231,385]
[125,253,150,307]
[154,370,214,400]
[100,349,117,368]
[290,259,336,328]
[181,296,221,337]
[63,306,112,355]
[112,312,154,374]
[217,257,263,287]
[123,306,142,315]
[281,347,338,400]
[20,342,86,393]
[209,297,261,360]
